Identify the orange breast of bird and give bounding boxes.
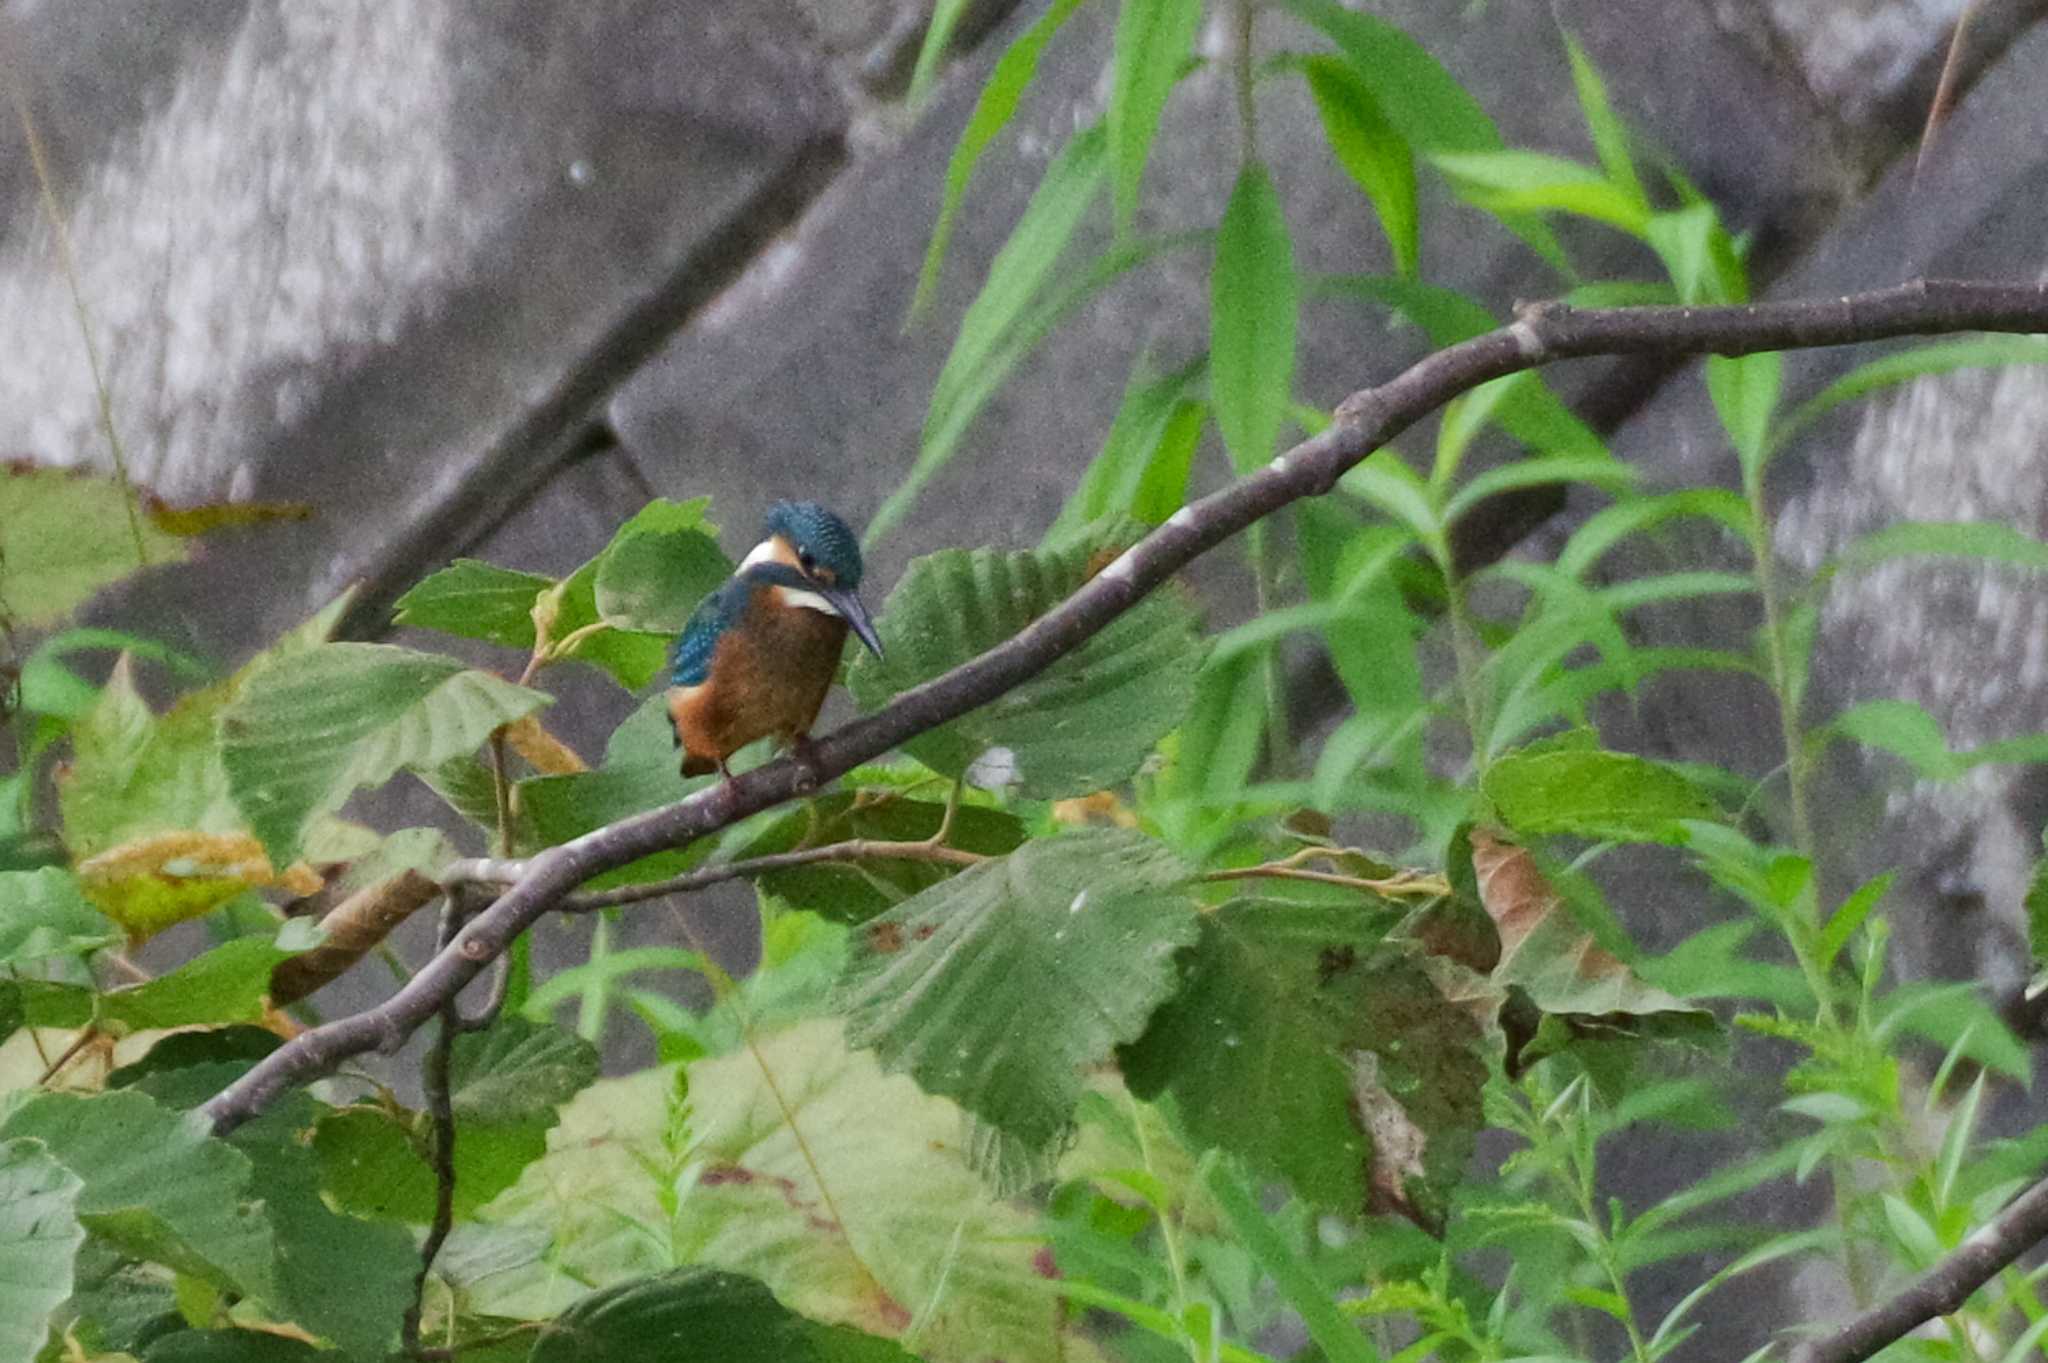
[669,585,850,776]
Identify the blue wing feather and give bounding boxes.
[669,577,752,686]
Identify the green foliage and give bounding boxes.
[19,11,2048,1363]
[848,518,1205,798]
[0,464,187,628]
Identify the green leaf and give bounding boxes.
[1205,1158,1378,1363]
[1483,743,1721,845]
[0,1138,85,1363]
[592,497,732,634]
[836,829,1197,1161]
[465,1021,1072,1362]
[874,123,1109,546]
[1211,162,1299,472]
[227,1096,417,1360]
[530,1268,918,1363]
[1122,897,1483,1223]
[1430,150,1650,236]
[1826,699,1959,780]
[1554,488,1754,580]
[1443,453,1633,525]
[1277,0,1499,152]
[540,550,671,690]
[220,642,549,865]
[1052,356,1207,538]
[1707,352,1782,486]
[2027,832,2048,986]
[0,463,187,627]
[98,926,317,1030]
[911,0,1091,317]
[1644,204,1744,305]
[0,867,120,966]
[1302,56,1418,278]
[143,1332,324,1363]
[1818,872,1894,971]
[1824,519,2048,580]
[1470,830,1716,1045]
[904,0,979,107]
[729,790,1028,923]
[1773,337,2048,456]
[846,520,1206,799]
[1563,32,1645,211]
[391,559,552,649]
[1167,650,1268,807]
[1310,273,1495,346]
[1110,0,1203,231]
[453,1014,601,1123]
[0,1090,277,1303]
[519,765,709,889]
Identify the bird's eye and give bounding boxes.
[798,549,817,572]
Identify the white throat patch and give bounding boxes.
[776,586,841,617]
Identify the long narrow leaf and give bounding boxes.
[1301,56,1417,277]
[1562,32,1645,210]
[1771,336,2048,456]
[1110,0,1204,231]
[1052,356,1207,537]
[1207,1158,1381,1363]
[911,0,1092,318]
[907,0,982,107]
[1211,161,1299,472]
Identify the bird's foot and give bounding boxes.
[789,735,826,793]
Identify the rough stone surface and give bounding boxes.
[1,0,845,661]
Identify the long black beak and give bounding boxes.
[826,585,884,659]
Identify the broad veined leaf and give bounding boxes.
[592,497,733,635]
[730,790,1028,923]
[1469,828,1715,1046]
[911,0,1091,316]
[316,1023,598,1225]
[1109,0,1204,231]
[539,551,670,691]
[0,1090,277,1303]
[463,1021,1082,1363]
[226,1095,417,1361]
[1301,55,1417,278]
[1482,741,1721,845]
[0,463,187,627]
[0,867,120,966]
[1211,161,1299,472]
[835,830,1198,1160]
[391,559,553,650]
[220,642,549,865]
[1122,896,1486,1229]
[91,921,321,1030]
[530,1269,920,1363]
[0,1137,86,1363]
[847,520,1206,799]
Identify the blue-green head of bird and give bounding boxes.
[739,501,883,658]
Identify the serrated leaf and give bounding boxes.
[226,1095,417,1360]
[530,1268,919,1363]
[1110,0,1202,231]
[912,0,1090,317]
[1482,743,1721,844]
[0,867,120,966]
[1469,829,1715,1045]
[452,1015,600,1124]
[0,1090,277,1303]
[835,830,1197,1159]
[1122,897,1484,1227]
[1302,56,1417,278]
[220,643,549,865]
[0,463,187,627]
[465,1020,1074,1362]
[592,497,732,635]
[729,791,1028,923]
[0,1137,85,1363]
[847,521,1205,798]
[391,558,553,649]
[1212,162,1298,472]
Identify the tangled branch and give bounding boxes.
[200,279,2048,1156]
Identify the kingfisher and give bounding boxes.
[666,501,885,780]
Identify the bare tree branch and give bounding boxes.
[197,277,2048,1137]
[1789,1168,2048,1363]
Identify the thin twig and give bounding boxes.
[1789,1168,2048,1363]
[401,898,468,1357]
[1202,864,1447,897]
[34,1028,98,1087]
[199,278,2048,1137]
